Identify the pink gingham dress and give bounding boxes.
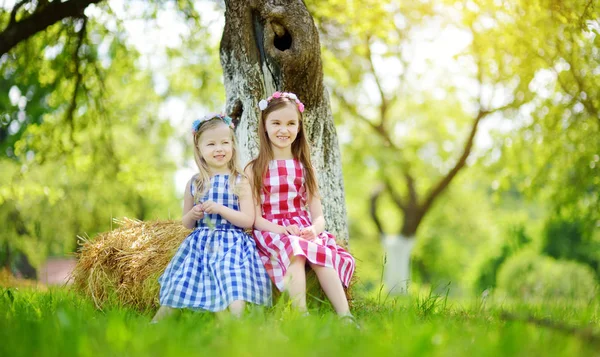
[253,159,355,291]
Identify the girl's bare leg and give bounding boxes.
[309,263,351,316]
[284,256,307,312]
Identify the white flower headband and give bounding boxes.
[258,91,305,113]
[192,113,235,134]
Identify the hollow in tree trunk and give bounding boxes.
[220,0,349,241]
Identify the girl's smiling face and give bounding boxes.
[264,103,300,153]
[198,122,233,173]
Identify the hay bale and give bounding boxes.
[71,218,355,311]
[71,218,191,311]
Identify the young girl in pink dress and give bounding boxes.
[247,91,355,319]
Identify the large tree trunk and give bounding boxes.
[371,184,422,295]
[383,234,415,294]
[220,0,349,241]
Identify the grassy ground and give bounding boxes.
[1,287,599,356]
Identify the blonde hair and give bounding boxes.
[247,98,318,204]
[192,118,243,202]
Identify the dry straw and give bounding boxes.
[71,218,190,311]
[71,218,354,311]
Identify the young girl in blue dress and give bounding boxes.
[152,114,272,322]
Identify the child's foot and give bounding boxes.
[151,306,175,323]
[339,314,360,329]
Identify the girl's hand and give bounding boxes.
[300,226,317,241]
[276,225,287,234]
[201,201,223,215]
[284,224,301,236]
[188,205,204,220]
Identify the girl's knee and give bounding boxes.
[291,255,307,265]
[308,262,327,270]
[229,300,245,307]
[228,300,246,316]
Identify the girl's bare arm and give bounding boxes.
[182,178,203,229]
[245,166,287,234]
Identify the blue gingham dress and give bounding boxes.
[158,174,272,311]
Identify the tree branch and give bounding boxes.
[418,32,509,216]
[420,39,484,214]
[9,0,30,26]
[64,18,88,143]
[391,23,411,112]
[382,175,406,211]
[332,90,375,130]
[365,35,389,126]
[175,0,201,23]
[404,172,418,208]
[332,88,409,167]
[369,184,386,237]
[420,108,486,215]
[579,0,595,28]
[0,0,102,56]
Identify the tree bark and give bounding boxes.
[220,0,349,241]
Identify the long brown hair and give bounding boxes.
[248,98,318,204]
[192,118,242,201]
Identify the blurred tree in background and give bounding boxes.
[304,0,599,295]
[0,1,205,274]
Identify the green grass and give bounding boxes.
[1,287,599,356]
